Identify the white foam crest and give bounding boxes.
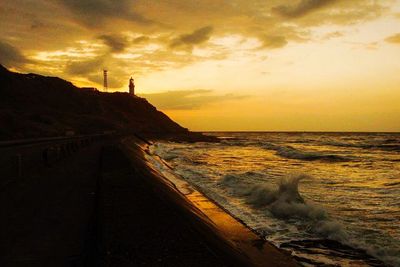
[151,143,183,162]
[218,173,349,240]
[150,141,400,266]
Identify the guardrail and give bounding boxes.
[0,133,114,187]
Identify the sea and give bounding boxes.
[149,132,400,266]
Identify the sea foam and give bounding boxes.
[218,173,348,240]
[151,135,400,266]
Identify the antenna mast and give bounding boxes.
[103,69,108,92]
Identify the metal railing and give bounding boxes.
[0,133,114,187]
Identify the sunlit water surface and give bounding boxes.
[150,132,400,266]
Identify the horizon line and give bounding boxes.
[197,130,400,134]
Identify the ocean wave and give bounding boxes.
[377,144,400,151]
[217,172,400,265]
[262,143,348,162]
[322,140,400,152]
[218,173,348,240]
[281,239,387,267]
[219,173,321,219]
[152,144,195,163]
[384,181,400,187]
[152,140,400,266]
[220,140,245,146]
[321,140,358,148]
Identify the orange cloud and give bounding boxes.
[170,26,214,49]
[98,34,128,53]
[385,33,400,44]
[57,0,154,28]
[272,0,336,18]
[259,35,288,49]
[0,40,32,68]
[140,89,248,110]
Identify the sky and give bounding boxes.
[1,0,400,132]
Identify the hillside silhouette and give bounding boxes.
[0,65,212,141]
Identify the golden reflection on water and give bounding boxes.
[153,132,400,265]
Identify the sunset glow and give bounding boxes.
[1,0,400,131]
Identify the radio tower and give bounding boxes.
[103,69,108,92]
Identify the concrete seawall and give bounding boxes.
[0,134,110,187]
[98,141,235,266]
[119,137,298,267]
[1,135,298,266]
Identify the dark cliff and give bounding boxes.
[0,65,214,141]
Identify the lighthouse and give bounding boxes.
[129,76,135,95]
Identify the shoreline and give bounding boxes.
[141,136,395,267]
[1,135,299,266]
[120,136,299,267]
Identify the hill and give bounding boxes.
[0,65,214,141]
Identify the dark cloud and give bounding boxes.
[385,33,400,44]
[65,54,130,89]
[132,35,150,44]
[0,0,393,85]
[58,0,153,28]
[259,35,288,49]
[30,20,45,30]
[272,0,336,18]
[170,26,214,48]
[140,89,247,110]
[98,34,128,52]
[65,56,105,76]
[322,31,343,40]
[0,40,31,67]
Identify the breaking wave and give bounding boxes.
[218,173,348,240]
[217,172,400,265]
[151,134,400,266]
[262,143,348,162]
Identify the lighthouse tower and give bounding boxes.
[129,76,135,95]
